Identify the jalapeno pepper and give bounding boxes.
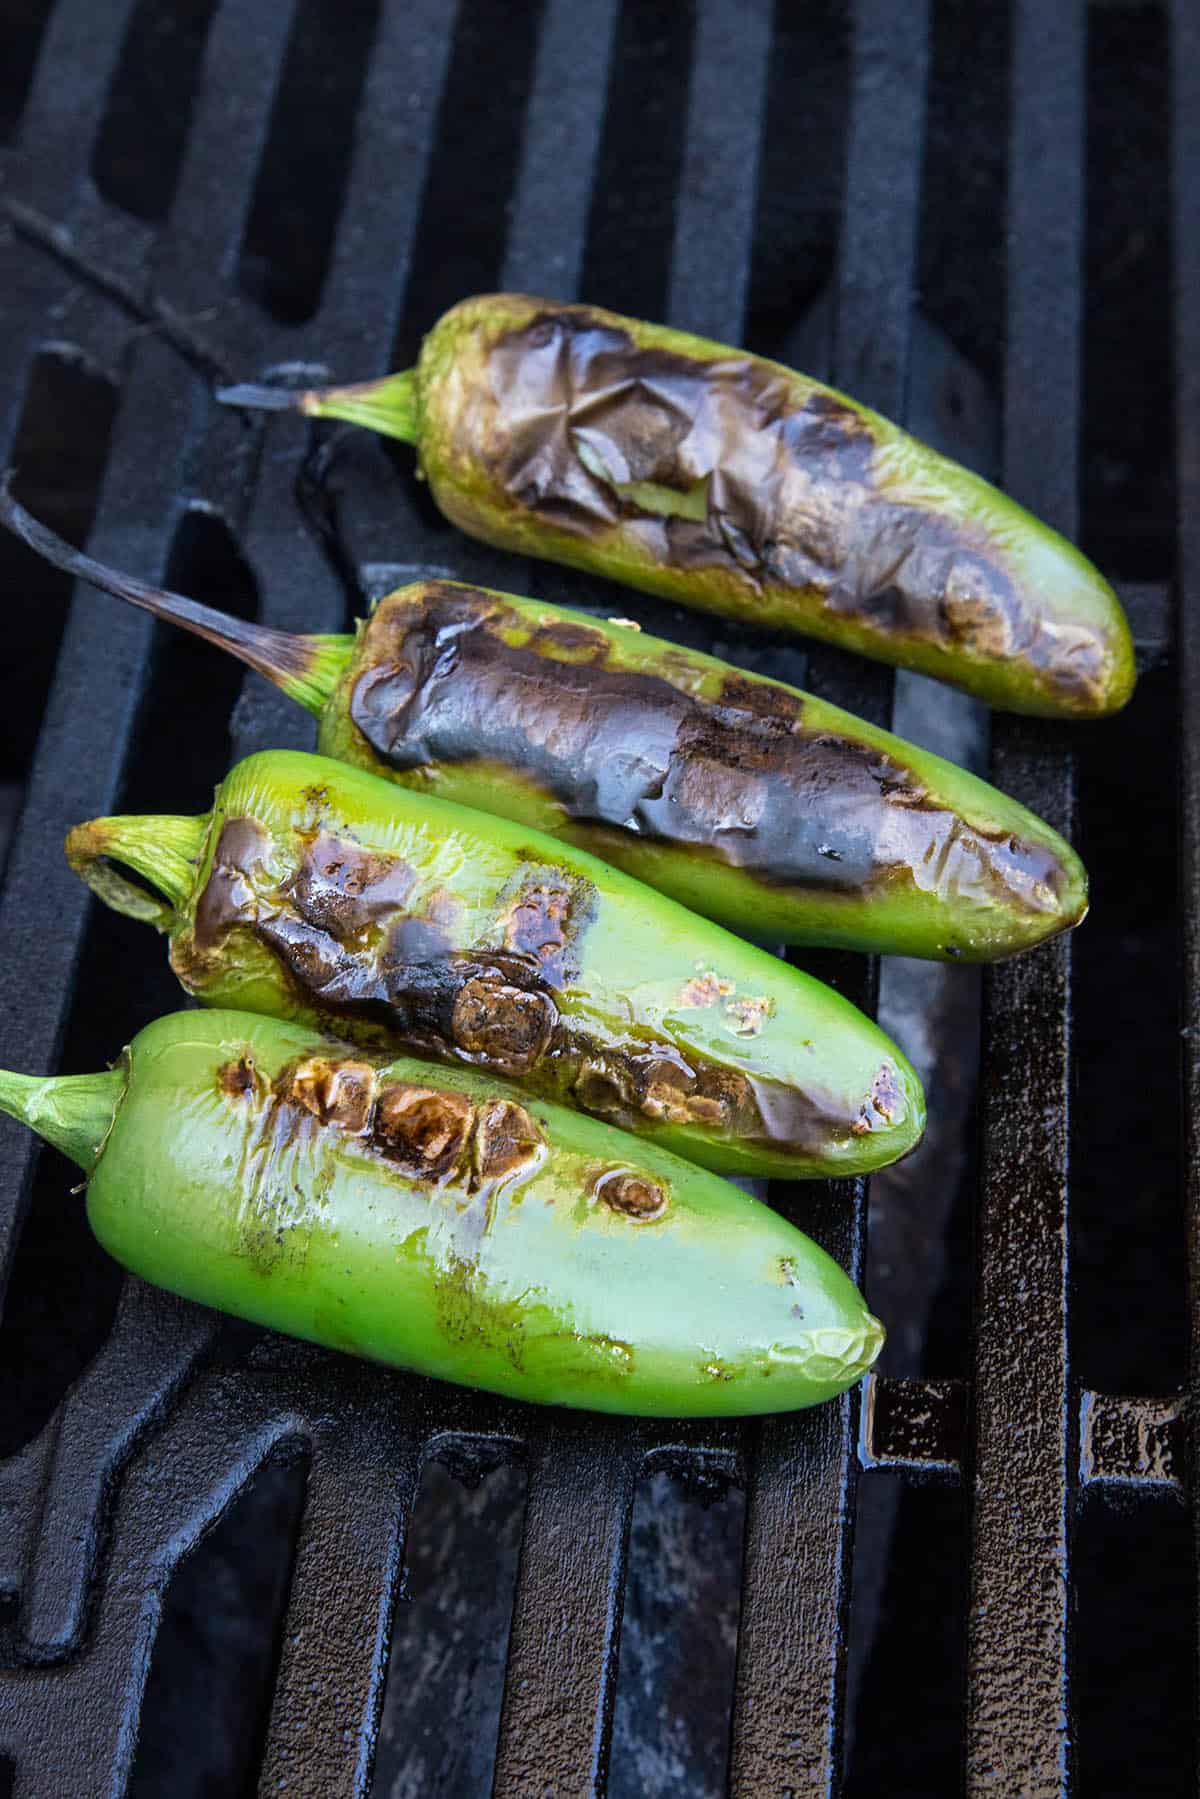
[215,293,1135,717]
[0,1009,884,1416]
[65,750,924,1179]
[0,486,1088,960]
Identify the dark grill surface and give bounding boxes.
[0,1,1191,1794]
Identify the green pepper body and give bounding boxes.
[0,487,1087,960]
[0,1010,883,1416]
[221,293,1135,718]
[67,750,924,1179]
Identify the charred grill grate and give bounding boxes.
[0,0,1190,1793]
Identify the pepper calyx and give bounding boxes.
[65,812,207,930]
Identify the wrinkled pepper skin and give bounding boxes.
[220,293,1135,717]
[65,751,925,1179]
[0,1010,884,1416]
[320,582,1088,960]
[0,488,1088,960]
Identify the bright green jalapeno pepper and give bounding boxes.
[64,750,924,1180]
[0,1009,884,1416]
[214,293,1135,717]
[0,486,1088,961]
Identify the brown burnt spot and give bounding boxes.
[287,832,417,940]
[450,972,558,1073]
[572,1058,634,1127]
[500,872,593,989]
[471,1098,545,1185]
[279,1056,377,1134]
[385,884,460,966]
[350,586,1070,920]
[573,1048,755,1138]
[640,1056,729,1128]
[851,1062,906,1137]
[679,970,735,1008]
[717,671,802,731]
[373,1083,473,1175]
[193,817,270,949]
[725,995,771,1037]
[476,308,1110,707]
[593,1167,669,1223]
[528,617,609,662]
[218,1055,260,1100]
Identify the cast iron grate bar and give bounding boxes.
[666,0,771,342]
[501,0,618,300]
[486,3,676,1786]
[1171,0,1200,1734]
[965,2,1082,1791]
[729,3,928,1792]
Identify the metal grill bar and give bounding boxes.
[501,0,618,298]
[13,0,134,215]
[965,3,1083,1791]
[666,0,771,341]
[2,1372,307,1797]
[1171,0,1200,1745]
[729,4,928,1791]
[257,1390,423,1795]
[492,1423,639,1796]
[1077,1392,1185,1495]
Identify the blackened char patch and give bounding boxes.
[194,817,271,949]
[183,810,908,1159]
[470,309,1107,703]
[499,868,593,988]
[285,832,417,936]
[350,588,1068,910]
[593,1167,669,1222]
[217,1055,259,1099]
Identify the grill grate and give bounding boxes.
[0,1,1191,1793]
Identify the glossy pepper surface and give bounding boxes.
[217,293,1135,717]
[0,1010,884,1416]
[0,487,1088,960]
[65,750,924,1179]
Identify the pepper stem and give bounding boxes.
[0,1064,125,1174]
[217,369,420,446]
[0,474,353,717]
[65,813,208,930]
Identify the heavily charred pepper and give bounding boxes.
[65,750,925,1179]
[0,1009,884,1416]
[1,487,1088,960]
[216,293,1135,718]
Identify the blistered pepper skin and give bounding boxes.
[320,580,1089,960]
[0,1010,884,1417]
[65,750,925,1180]
[221,294,1135,717]
[0,488,1088,962]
